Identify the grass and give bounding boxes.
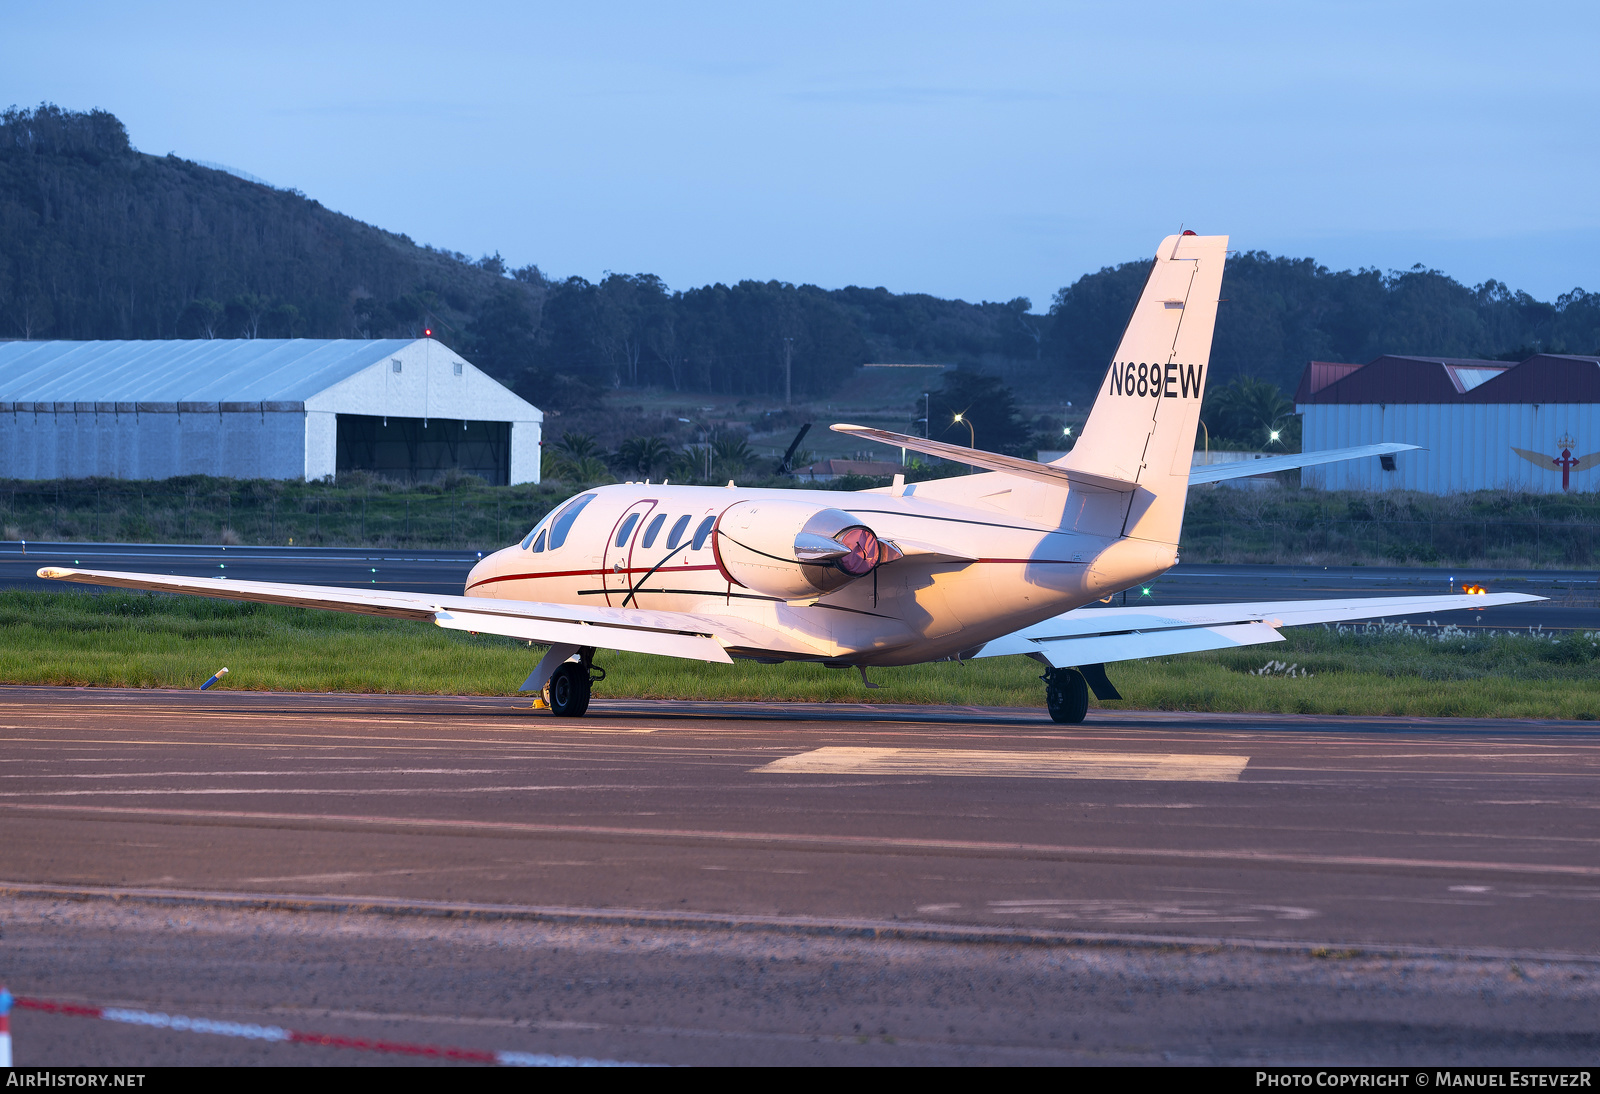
[1181,484,1600,568]
[2,590,1594,719]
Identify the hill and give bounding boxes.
[4,103,1598,414]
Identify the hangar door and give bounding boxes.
[335,415,510,486]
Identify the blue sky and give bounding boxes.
[5,1,1597,308]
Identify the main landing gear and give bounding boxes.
[1043,667,1089,724]
[1041,662,1123,725]
[545,647,605,717]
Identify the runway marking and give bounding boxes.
[756,747,1251,782]
[0,768,513,779]
[0,785,651,798]
[7,802,1598,878]
[979,899,1319,924]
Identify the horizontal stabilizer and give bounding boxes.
[830,424,1137,492]
[972,591,1544,668]
[1189,443,1421,485]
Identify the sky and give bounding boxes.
[4,1,1598,309]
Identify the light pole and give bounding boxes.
[952,412,974,447]
[1265,414,1292,449]
[952,412,974,473]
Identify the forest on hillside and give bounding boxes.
[4,104,1599,416]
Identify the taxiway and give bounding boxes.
[2,689,1597,1064]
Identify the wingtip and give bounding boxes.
[829,423,866,433]
[37,566,70,580]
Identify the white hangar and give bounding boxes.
[0,339,543,485]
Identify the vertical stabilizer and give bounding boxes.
[1058,232,1228,546]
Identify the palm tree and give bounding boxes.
[616,435,672,477]
[1204,377,1298,450]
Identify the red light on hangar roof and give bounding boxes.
[423,327,433,337]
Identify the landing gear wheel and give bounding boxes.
[546,662,592,717]
[1044,667,1089,725]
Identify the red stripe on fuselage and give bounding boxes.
[465,557,1086,593]
[466,564,721,593]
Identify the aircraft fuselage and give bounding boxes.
[464,478,1175,666]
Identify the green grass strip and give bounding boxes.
[1,590,1595,719]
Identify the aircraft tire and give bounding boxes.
[1045,668,1089,725]
[547,663,592,717]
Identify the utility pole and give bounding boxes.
[923,393,930,438]
[783,338,793,406]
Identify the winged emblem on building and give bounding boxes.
[1512,434,1600,490]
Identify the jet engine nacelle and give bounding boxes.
[714,499,898,599]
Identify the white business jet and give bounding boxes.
[40,232,1541,721]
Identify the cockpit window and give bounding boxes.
[665,515,691,549]
[531,529,546,553]
[640,513,666,548]
[615,513,641,547]
[547,493,596,551]
[691,515,716,550]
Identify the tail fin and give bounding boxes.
[1059,232,1228,546]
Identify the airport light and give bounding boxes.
[952,412,974,447]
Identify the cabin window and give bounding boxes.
[665,514,692,549]
[531,530,546,553]
[547,493,596,550]
[615,513,641,547]
[640,513,666,548]
[691,515,716,550]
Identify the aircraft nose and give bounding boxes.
[466,551,497,596]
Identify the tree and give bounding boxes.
[615,435,672,477]
[1000,297,1044,360]
[225,293,269,338]
[1202,376,1298,450]
[929,371,1030,456]
[267,302,302,337]
[179,298,224,339]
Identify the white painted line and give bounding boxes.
[756,747,1250,782]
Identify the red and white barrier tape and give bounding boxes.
[11,995,641,1067]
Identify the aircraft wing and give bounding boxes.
[971,592,1545,668]
[1188,443,1421,484]
[33,565,814,664]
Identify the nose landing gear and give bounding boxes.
[545,647,604,717]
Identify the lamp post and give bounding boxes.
[952,412,975,447]
[952,412,975,473]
